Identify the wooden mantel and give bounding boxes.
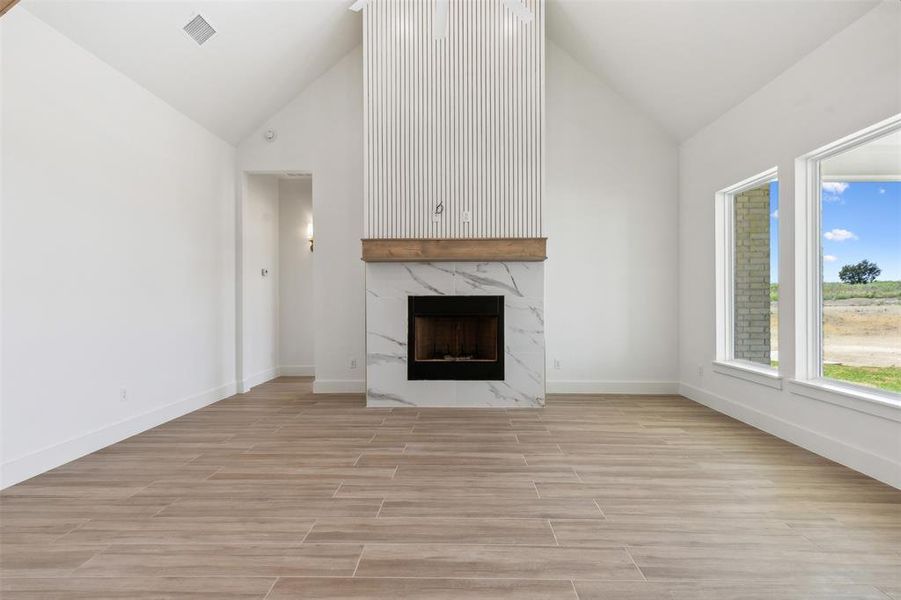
[1,0,22,17]
[362,238,547,262]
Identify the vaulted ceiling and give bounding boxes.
[22,0,880,145]
[547,0,879,140]
[23,0,361,144]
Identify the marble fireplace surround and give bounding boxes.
[365,261,546,408]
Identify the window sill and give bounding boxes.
[788,379,901,424]
[712,360,782,390]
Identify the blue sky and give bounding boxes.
[820,181,900,281]
[768,181,900,282]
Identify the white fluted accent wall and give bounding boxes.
[363,0,544,239]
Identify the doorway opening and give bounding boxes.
[237,171,315,391]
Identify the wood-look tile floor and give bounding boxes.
[2,377,900,599]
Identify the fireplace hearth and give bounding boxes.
[408,295,504,381]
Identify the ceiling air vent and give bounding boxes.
[183,14,216,46]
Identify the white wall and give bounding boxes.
[1,10,237,488]
[241,174,280,388]
[678,1,901,488]
[278,178,315,374]
[238,48,365,394]
[238,42,680,395]
[545,42,679,393]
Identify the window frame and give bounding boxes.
[794,113,901,401]
[714,166,780,381]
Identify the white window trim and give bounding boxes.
[713,360,782,390]
[794,113,901,406]
[788,379,901,424]
[714,167,780,381]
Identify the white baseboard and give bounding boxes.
[679,383,901,490]
[242,367,279,391]
[278,365,315,377]
[313,379,366,394]
[0,381,237,490]
[547,380,679,395]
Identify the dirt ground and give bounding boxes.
[771,300,900,368]
[823,300,900,367]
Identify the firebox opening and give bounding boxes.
[408,295,504,381]
[414,316,498,362]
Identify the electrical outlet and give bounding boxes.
[119,387,128,402]
[697,365,704,377]
[349,358,358,369]
[462,210,472,223]
[553,359,561,370]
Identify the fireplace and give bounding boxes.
[408,295,504,381]
[365,262,544,407]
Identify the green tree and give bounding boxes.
[838,260,881,285]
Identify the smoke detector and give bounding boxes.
[183,14,216,46]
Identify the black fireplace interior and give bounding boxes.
[408,295,504,381]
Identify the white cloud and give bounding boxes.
[822,182,849,195]
[823,255,838,263]
[824,228,857,242]
[771,209,778,219]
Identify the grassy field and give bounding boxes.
[771,361,901,393]
[771,281,901,302]
[823,364,901,394]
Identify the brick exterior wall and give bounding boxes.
[733,186,771,365]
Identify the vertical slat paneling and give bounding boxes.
[364,0,543,239]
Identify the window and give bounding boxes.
[797,116,901,397]
[716,168,779,374]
